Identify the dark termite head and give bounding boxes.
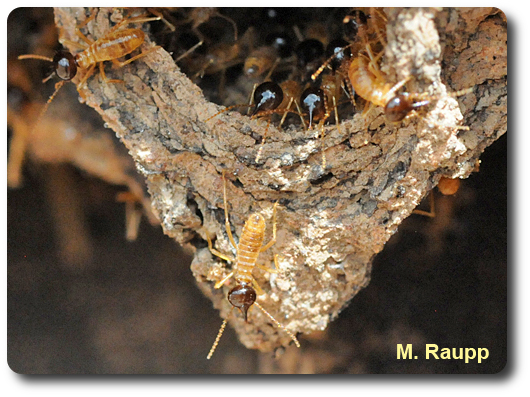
[343,10,368,42]
[325,38,351,73]
[17,49,78,133]
[53,50,78,81]
[251,81,284,116]
[265,31,293,59]
[301,86,326,128]
[294,39,324,80]
[18,49,78,83]
[228,283,257,322]
[384,94,414,123]
[385,93,433,123]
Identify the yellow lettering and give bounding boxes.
[478,348,489,363]
[397,344,413,359]
[426,344,439,359]
[453,348,463,359]
[465,348,477,363]
[440,347,451,359]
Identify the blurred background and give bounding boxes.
[7,7,507,374]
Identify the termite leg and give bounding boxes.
[214,271,235,289]
[250,278,265,296]
[174,40,203,62]
[279,97,295,127]
[116,191,143,241]
[99,62,124,84]
[253,302,300,347]
[385,76,412,102]
[412,191,436,218]
[110,45,162,68]
[364,46,385,81]
[246,83,258,115]
[222,171,238,250]
[255,261,279,274]
[215,12,238,42]
[254,120,271,164]
[146,8,176,32]
[111,14,162,32]
[294,99,307,129]
[206,232,236,263]
[259,201,278,252]
[76,63,96,93]
[332,95,340,136]
[74,9,98,46]
[263,57,281,82]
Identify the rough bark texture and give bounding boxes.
[53,7,507,354]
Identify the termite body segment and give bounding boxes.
[205,172,300,359]
[75,28,146,68]
[18,10,162,113]
[15,10,163,178]
[347,53,473,123]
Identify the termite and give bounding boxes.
[314,41,472,125]
[184,26,257,100]
[244,46,280,80]
[205,171,300,359]
[185,7,238,43]
[299,79,342,170]
[18,9,162,126]
[298,38,353,170]
[413,176,462,218]
[205,80,305,164]
[294,38,325,83]
[250,80,306,163]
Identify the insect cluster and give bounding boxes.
[152,7,471,170]
[15,7,482,360]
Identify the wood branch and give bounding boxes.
[53,7,507,354]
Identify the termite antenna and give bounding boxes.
[18,54,56,83]
[174,40,203,63]
[216,12,238,42]
[18,54,54,63]
[311,43,354,81]
[32,80,66,131]
[448,87,474,98]
[207,307,234,360]
[317,120,327,170]
[205,103,253,122]
[253,302,300,348]
[254,120,271,164]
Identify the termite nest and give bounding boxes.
[45,7,506,356]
